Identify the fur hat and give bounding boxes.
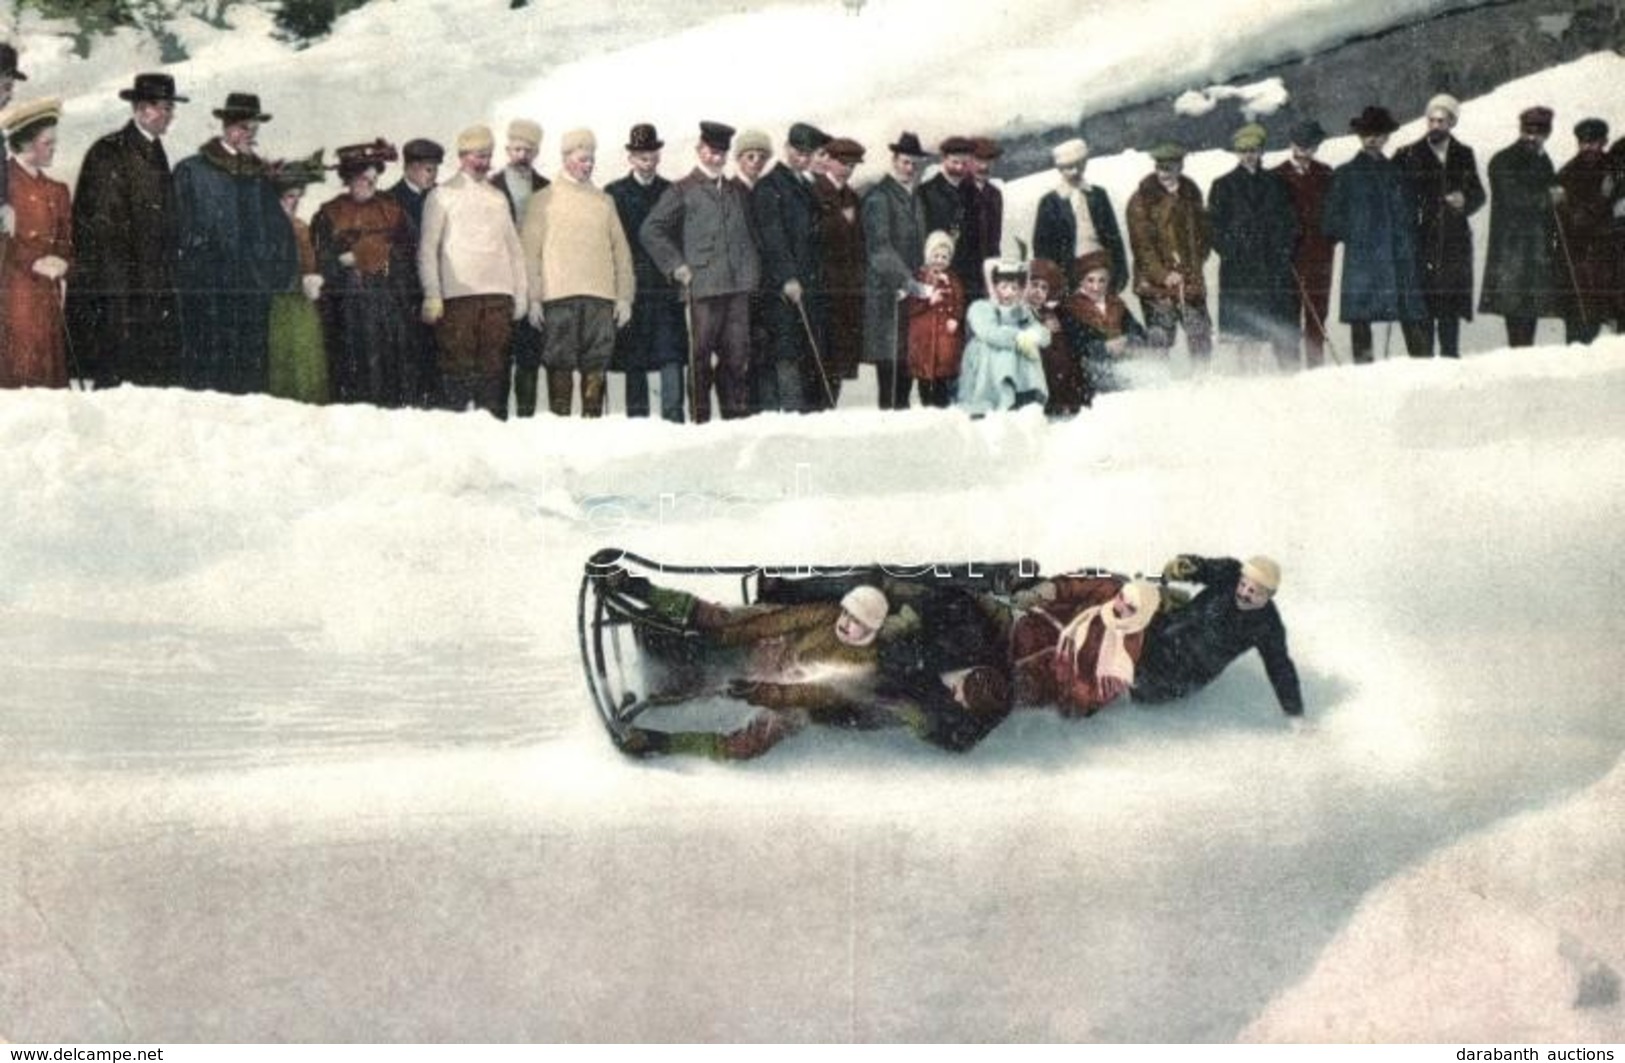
[1575,117,1609,143]
[507,118,543,150]
[1074,249,1113,281]
[1231,123,1267,151]
[402,138,445,164]
[1288,119,1327,149]
[1147,140,1186,163]
[1349,105,1399,135]
[559,127,596,156]
[1027,258,1066,295]
[824,136,865,165]
[1425,93,1461,122]
[733,128,772,157]
[119,73,186,104]
[457,125,494,154]
[840,585,889,631]
[1241,556,1281,592]
[698,120,735,152]
[923,229,956,262]
[787,121,831,153]
[1051,137,1088,168]
[626,123,663,152]
[1,96,60,145]
[1519,106,1554,133]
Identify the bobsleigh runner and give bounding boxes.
[577,547,1140,757]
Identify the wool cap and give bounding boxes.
[787,121,831,153]
[559,127,595,156]
[1232,123,1267,151]
[824,136,865,164]
[507,118,543,150]
[1288,118,1328,148]
[1574,117,1609,143]
[1519,106,1554,132]
[840,586,889,631]
[1425,93,1461,121]
[733,128,772,157]
[402,138,445,164]
[923,229,956,262]
[1147,140,1186,163]
[1051,137,1088,168]
[457,124,495,154]
[1241,556,1281,592]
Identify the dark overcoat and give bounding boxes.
[1394,135,1486,320]
[1321,150,1427,323]
[65,121,183,386]
[1480,139,1562,319]
[311,192,417,406]
[606,172,688,371]
[1207,164,1299,340]
[1555,149,1615,323]
[1272,158,1335,291]
[750,163,825,365]
[1032,185,1128,293]
[812,174,865,375]
[860,174,926,365]
[173,138,297,394]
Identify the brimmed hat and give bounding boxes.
[1027,258,1065,294]
[787,121,831,153]
[507,118,542,150]
[1519,106,1554,133]
[1,96,60,143]
[1147,140,1186,163]
[888,131,928,157]
[336,137,397,181]
[0,43,26,81]
[118,72,186,104]
[938,135,975,156]
[1074,249,1113,280]
[1232,123,1267,151]
[971,136,1002,161]
[402,138,445,164]
[626,123,663,152]
[988,256,1028,284]
[457,125,494,154]
[1051,137,1088,168]
[212,92,271,124]
[733,128,772,157]
[698,120,735,152]
[824,136,864,165]
[560,127,595,156]
[1425,93,1461,121]
[1575,117,1609,143]
[1349,105,1399,135]
[1288,118,1327,148]
[840,585,889,630]
[271,148,328,192]
[1241,556,1281,592]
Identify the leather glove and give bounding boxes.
[1162,555,1198,581]
[301,274,324,301]
[420,298,444,324]
[1015,328,1042,360]
[672,264,694,287]
[614,300,632,328]
[338,251,358,268]
[31,255,69,281]
[528,300,546,330]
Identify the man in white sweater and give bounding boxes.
[418,124,528,418]
[520,128,635,417]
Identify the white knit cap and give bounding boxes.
[1051,137,1088,167]
[1241,556,1281,592]
[1426,94,1461,122]
[840,586,889,630]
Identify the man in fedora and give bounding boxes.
[639,121,762,422]
[860,131,931,409]
[1272,119,1336,367]
[66,72,189,388]
[0,42,26,236]
[750,120,831,413]
[1394,94,1487,358]
[1480,106,1565,348]
[1032,136,1128,295]
[606,123,687,421]
[1321,105,1427,361]
[173,91,297,393]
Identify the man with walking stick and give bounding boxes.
[640,121,761,422]
[1481,106,1565,348]
[1273,120,1337,367]
[1555,118,1614,346]
[1395,94,1486,358]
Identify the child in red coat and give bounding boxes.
[906,230,966,407]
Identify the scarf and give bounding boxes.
[1054,580,1160,685]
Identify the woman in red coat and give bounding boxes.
[1008,574,1161,717]
[1,98,72,389]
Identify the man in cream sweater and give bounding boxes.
[418,124,528,418]
[520,128,635,418]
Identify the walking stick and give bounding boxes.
[1290,265,1343,366]
[56,280,88,389]
[1552,195,1587,331]
[793,295,838,410]
[681,283,701,423]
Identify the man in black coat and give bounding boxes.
[750,121,831,412]
[66,73,188,388]
[1480,106,1565,348]
[386,137,445,406]
[918,136,977,297]
[1208,123,1300,369]
[490,118,549,416]
[1133,554,1305,718]
[1394,94,1487,358]
[1032,137,1127,294]
[605,123,688,421]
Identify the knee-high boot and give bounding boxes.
[546,370,575,416]
[581,371,607,418]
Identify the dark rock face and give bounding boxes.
[998,0,1624,177]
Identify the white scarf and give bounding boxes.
[1055,581,1160,684]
